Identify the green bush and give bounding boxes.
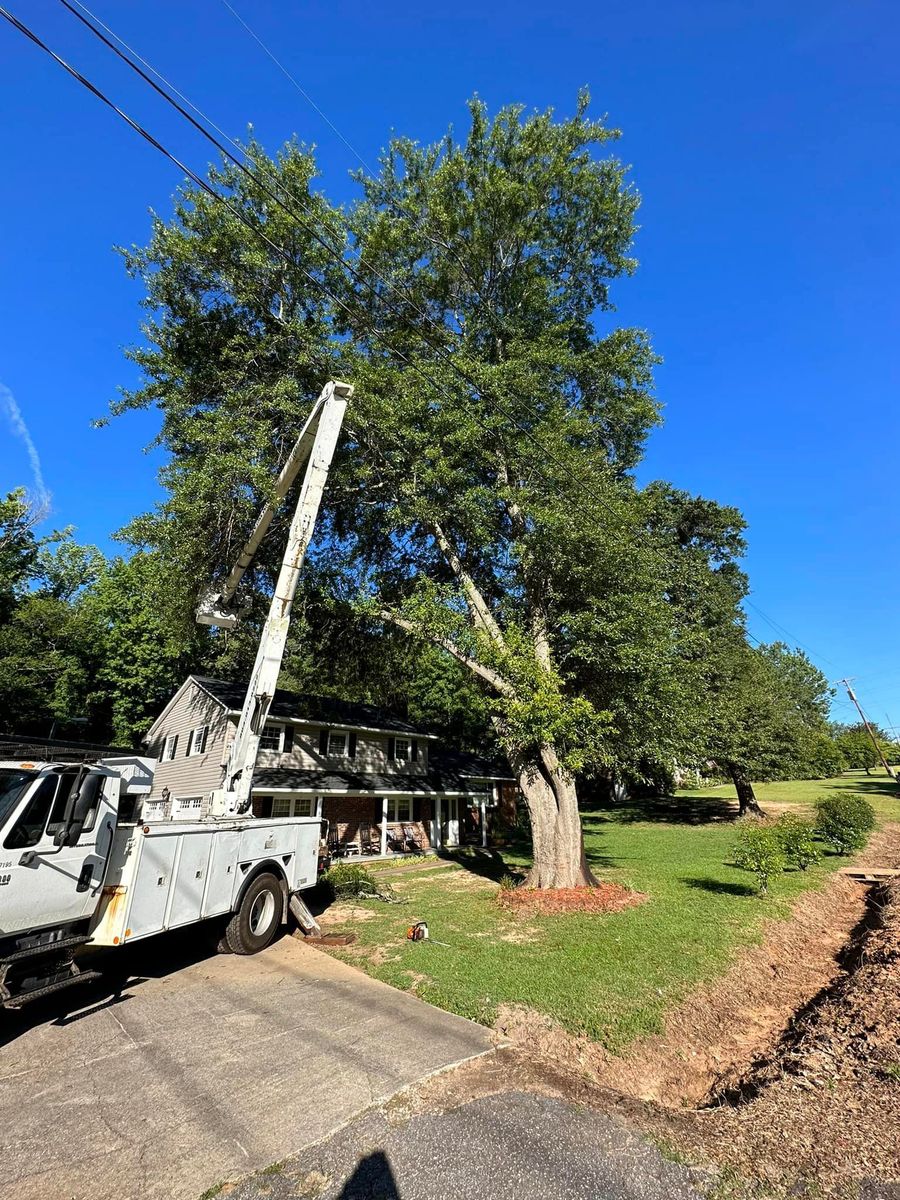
[815,793,876,854]
[774,813,821,870]
[732,823,786,895]
[323,862,378,900]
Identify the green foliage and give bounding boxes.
[0,489,40,613]
[83,551,206,745]
[323,862,379,900]
[706,641,842,798]
[834,724,893,773]
[0,496,109,738]
[498,872,518,891]
[732,823,786,895]
[773,813,820,870]
[814,793,876,854]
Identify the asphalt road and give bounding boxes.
[225,1089,708,1200]
[0,929,494,1200]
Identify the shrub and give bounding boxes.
[732,824,786,895]
[815,793,876,854]
[323,862,378,900]
[499,872,518,891]
[774,813,821,870]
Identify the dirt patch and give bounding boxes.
[498,881,645,916]
[497,825,900,1108]
[645,873,900,1195]
[318,903,378,926]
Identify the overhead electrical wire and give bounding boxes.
[743,598,840,672]
[2,4,839,672]
[19,1,646,561]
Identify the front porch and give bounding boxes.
[324,793,492,858]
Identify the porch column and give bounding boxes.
[480,796,488,847]
[435,795,442,850]
[380,796,388,856]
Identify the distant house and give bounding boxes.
[142,675,514,856]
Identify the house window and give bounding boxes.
[173,796,203,817]
[187,726,208,756]
[259,724,283,752]
[327,731,347,757]
[394,738,410,764]
[270,795,314,818]
[161,734,178,762]
[386,796,413,822]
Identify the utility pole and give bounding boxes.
[839,679,896,779]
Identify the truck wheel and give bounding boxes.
[225,873,282,955]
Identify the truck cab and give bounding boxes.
[0,757,152,1007]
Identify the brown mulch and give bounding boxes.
[497,882,646,916]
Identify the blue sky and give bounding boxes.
[1,0,897,727]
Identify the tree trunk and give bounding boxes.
[726,764,766,818]
[511,746,599,888]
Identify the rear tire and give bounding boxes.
[225,873,283,955]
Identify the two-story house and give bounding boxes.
[142,675,513,855]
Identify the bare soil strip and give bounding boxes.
[496,825,900,1110]
[649,873,900,1195]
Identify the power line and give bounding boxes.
[743,597,840,671]
[218,0,371,174]
[6,2,830,678]
[45,1,651,566]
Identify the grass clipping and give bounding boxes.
[498,880,645,916]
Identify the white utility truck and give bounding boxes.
[0,381,351,1009]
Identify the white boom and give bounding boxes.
[199,379,352,816]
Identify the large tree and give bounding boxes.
[112,97,755,885]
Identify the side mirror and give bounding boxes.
[60,774,104,846]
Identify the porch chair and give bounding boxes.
[358,822,379,856]
[401,823,422,853]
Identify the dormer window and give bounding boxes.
[394,738,410,764]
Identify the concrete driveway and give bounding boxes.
[0,930,494,1200]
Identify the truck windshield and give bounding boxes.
[0,769,38,828]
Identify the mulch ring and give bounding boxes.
[498,881,645,915]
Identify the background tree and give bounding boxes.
[834,722,894,774]
[706,642,838,814]
[0,500,107,738]
[83,551,206,745]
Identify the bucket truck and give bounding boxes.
[0,381,351,1008]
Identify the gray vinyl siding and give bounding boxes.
[246,722,428,776]
[146,683,229,802]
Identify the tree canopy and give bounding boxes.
[0,96,854,875]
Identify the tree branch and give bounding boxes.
[431,521,505,647]
[376,608,512,695]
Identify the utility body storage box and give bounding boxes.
[91,816,320,945]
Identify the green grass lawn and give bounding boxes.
[324,770,898,1053]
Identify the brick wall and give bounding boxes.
[321,795,433,853]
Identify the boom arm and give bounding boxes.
[199,380,352,816]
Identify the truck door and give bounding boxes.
[0,769,118,934]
